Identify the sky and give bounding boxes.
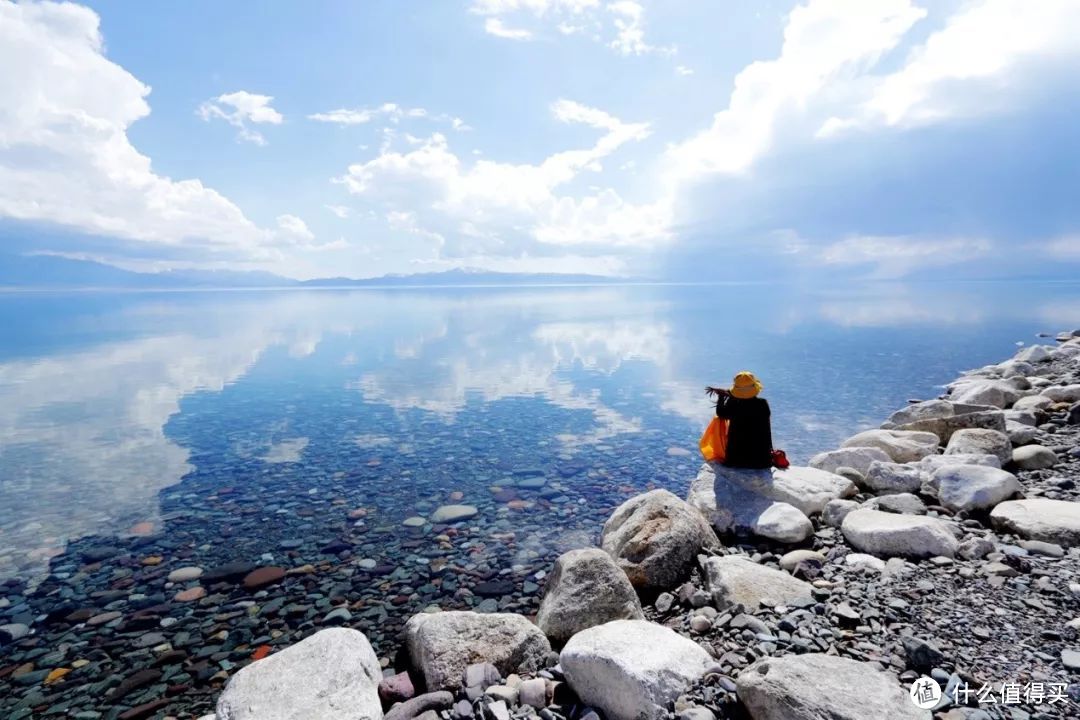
[1,0,1079,280]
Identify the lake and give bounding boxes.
[0,281,1078,651]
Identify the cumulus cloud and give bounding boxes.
[484,18,533,40]
[0,0,295,263]
[332,99,667,270]
[198,90,283,145]
[607,1,671,56]
[308,103,469,131]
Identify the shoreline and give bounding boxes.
[2,331,1079,719]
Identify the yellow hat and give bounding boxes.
[730,371,762,399]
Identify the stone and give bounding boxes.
[949,379,1025,408]
[202,561,257,584]
[932,465,1020,513]
[862,461,923,494]
[735,653,926,720]
[822,499,859,528]
[841,429,939,463]
[560,620,713,720]
[216,628,381,720]
[167,566,204,583]
[385,692,454,720]
[536,548,644,646]
[1019,539,1064,557]
[957,537,995,560]
[990,499,1080,546]
[379,672,416,705]
[897,408,1008,445]
[1062,649,1080,671]
[0,623,29,644]
[702,556,813,610]
[749,502,813,543]
[1041,384,1080,403]
[844,553,885,573]
[1016,344,1052,363]
[688,463,850,542]
[601,489,718,591]
[175,586,207,603]
[841,509,959,559]
[405,611,551,691]
[1005,421,1037,446]
[945,429,1012,467]
[518,678,547,709]
[865,493,926,516]
[484,700,510,720]
[778,549,826,573]
[654,592,675,613]
[917,453,1001,473]
[689,615,712,633]
[901,636,945,672]
[808,446,891,476]
[1013,395,1053,413]
[1011,445,1058,470]
[430,505,479,523]
[242,566,286,591]
[678,709,715,720]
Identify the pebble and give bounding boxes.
[174,586,206,602]
[167,566,204,583]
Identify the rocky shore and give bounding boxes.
[3,331,1080,719]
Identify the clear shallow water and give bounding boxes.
[0,282,1078,592]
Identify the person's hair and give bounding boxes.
[705,385,727,398]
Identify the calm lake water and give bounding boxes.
[1,282,1078,592]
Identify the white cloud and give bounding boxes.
[308,103,469,130]
[333,100,667,261]
[819,235,993,276]
[675,65,694,76]
[665,0,926,179]
[0,1,292,263]
[198,90,283,146]
[484,17,533,40]
[607,1,671,56]
[471,0,599,15]
[821,0,1080,135]
[1042,236,1080,259]
[325,204,351,218]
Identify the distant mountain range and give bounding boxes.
[0,253,623,289]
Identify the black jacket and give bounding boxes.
[715,395,773,469]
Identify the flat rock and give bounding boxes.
[602,489,718,591]
[536,548,643,646]
[216,628,381,720]
[1011,445,1058,470]
[430,505,479,523]
[949,378,1026,408]
[808,447,890,476]
[945,429,1012,466]
[823,499,859,528]
[560,620,713,720]
[991,499,1080,546]
[1042,384,1080,403]
[932,465,1020,513]
[863,461,923,494]
[167,566,204,583]
[735,653,927,720]
[405,611,550,691]
[242,566,286,591]
[702,555,813,610]
[841,509,959,559]
[841,429,939,463]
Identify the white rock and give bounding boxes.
[1012,445,1058,470]
[1015,345,1052,363]
[932,465,1021,513]
[602,489,718,591]
[843,553,886,573]
[536,548,643,645]
[560,620,712,720]
[1004,408,1037,426]
[1012,395,1053,412]
[1005,420,1037,446]
[991,499,1080,547]
[887,401,1007,444]
[167,566,204,583]
[216,628,382,720]
[702,556,813,610]
[735,653,929,720]
[884,399,957,427]
[862,461,923,494]
[841,429,939,463]
[1041,384,1080,403]
[430,504,479,523]
[841,509,959,559]
[405,611,551,690]
[822,499,860,528]
[808,447,890,475]
[917,453,1001,474]
[778,549,826,573]
[949,379,1025,408]
[751,503,813,543]
[944,428,1012,466]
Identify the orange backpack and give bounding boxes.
[698,417,728,462]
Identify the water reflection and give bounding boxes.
[0,282,1075,586]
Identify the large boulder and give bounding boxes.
[949,379,1025,408]
[990,499,1080,547]
[1015,345,1052,363]
[749,503,813,543]
[560,620,712,720]
[841,509,959,559]
[884,400,1006,444]
[808,447,890,476]
[944,428,1012,466]
[1005,420,1037,446]
[917,453,1001,474]
[840,429,939,463]
[932,465,1021,513]
[1041,385,1080,403]
[216,628,382,720]
[1012,445,1058,470]
[862,461,923,495]
[735,653,929,720]
[404,611,550,691]
[535,548,643,646]
[702,556,813,610]
[601,489,718,591]
[1013,395,1053,413]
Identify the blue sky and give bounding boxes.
[1,0,1078,279]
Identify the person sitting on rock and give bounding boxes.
[706,371,773,469]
